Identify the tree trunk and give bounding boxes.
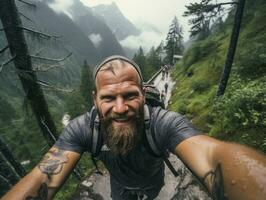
[0,0,57,145]
[0,136,26,178]
[0,135,25,195]
[216,0,246,96]
[0,0,82,181]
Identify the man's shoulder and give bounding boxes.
[149,106,183,122]
[66,112,91,132]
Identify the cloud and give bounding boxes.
[48,0,74,19]
[81,0,200,42]
[120,30,163,52]
[89,34,103,47]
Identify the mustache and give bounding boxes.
[100,113,142,121]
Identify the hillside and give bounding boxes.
[169,0,266,152]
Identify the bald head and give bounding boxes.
[94,56,143,92]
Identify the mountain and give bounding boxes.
[91,2,140,41]
[22,0,103,66]
[68,0,125,58]
[0,0,126,100]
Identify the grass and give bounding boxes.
[169,0,266,153]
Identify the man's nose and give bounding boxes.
[113,97,128,114]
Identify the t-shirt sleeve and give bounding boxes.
[54,113,91,154]
[151,107,203,153]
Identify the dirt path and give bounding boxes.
[72,154,211,200]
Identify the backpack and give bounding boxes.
[89,83,178,177]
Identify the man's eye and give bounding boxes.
[125,93,138,100]
[102,96,114,101]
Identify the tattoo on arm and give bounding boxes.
[38,148,68,179]
[25,183,48,200]
[203,164,228,200]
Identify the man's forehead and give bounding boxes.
[99,60,138,76]
[93,55,143,82]
[96,62,141,86]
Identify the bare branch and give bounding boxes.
[10,64,63,73]
[0,56,16,72]
[31,52,72,62]
[17,0,36,8]
[37,80,74,93]
[19,12,34,23]
[216,2,238,6]
[40,117,57,142]
[0,45,9,54]
[34,48,46,56]
[0,174,12,187]
[34,64,63,72]
[19,26,60,39]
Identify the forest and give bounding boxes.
[0,0,265,199]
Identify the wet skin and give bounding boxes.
[93,61,145,129]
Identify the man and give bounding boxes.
[2,55,266,200]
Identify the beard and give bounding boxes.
[98,106,144,156]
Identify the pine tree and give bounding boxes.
[184,0,238,39]
[80,60,93,110]
[146,46,162,72]
[164,16,184,65]
[133,47,148,80]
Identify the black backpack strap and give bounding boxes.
[92,110,100,156]
[89,107,103,175]
[144,105,179,177]
[144,105,161,156]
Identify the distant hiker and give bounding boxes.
[162,68,165,80]
[160,90,165,103]
[164,82,168,93]
[4,55,266,200]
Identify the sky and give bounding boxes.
[50,0,200,52]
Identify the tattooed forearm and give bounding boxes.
[38,148,68,178]
[203,164,228,200]
[25,183,48,200]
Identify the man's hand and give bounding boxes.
[2,146,81,200]
[175,135,266,200]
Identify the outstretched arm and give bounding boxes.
[2,146,81,200]
[175,135,266,200]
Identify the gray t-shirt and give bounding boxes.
[55,106,201,189]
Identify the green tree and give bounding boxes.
[66,60,94,118]
[164,16,184,65]
[155,41,166,64]
[133,47,148,80]
[146,46,163,71]
[80,60,94,110]
[184,0,238,39]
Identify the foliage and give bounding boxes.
[146,47,163,72]
[65,91,87,119]
[190,78,211,93]
[170,0,266,152]
[236,42,266,78]
[133,47,147,79]
[65,60,95,119]
[164,16,184,65]
[211,77,266,133]
[184,0,236,39]
[133,46,162,81]
[183,38,217,69]
[80,61,94,110]
[0,96,17,123]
